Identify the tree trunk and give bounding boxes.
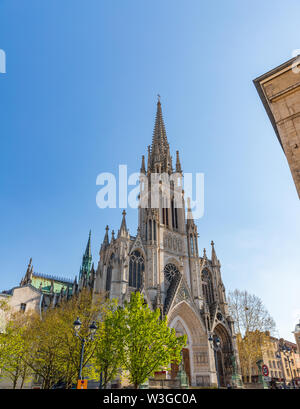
[248,360,252,384]
[20,375,25,389]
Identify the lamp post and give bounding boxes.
[209,334,221,388]
[276,342,296,389]
[73,317,97,381]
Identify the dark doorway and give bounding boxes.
[170,348,191,385]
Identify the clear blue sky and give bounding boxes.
[0,0,299,341]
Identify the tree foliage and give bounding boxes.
[0,310,33,388]
[1,290,187,389]
[23,289,110,389]
[119,292,186,388]
[92,303,124,388]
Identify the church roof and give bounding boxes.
[31,273,73,294]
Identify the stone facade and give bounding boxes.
[254,56,300,198]
[243,335,300,387]
[0,258,75,321]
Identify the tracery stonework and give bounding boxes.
[164,232,183,253]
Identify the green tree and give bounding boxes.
[121,292,186,388]
[23,289,111,389]
[0,299,10,374]
[0,302,33,388]
[1,313,32,389]
[23,308,66,389]
[93,304,124,389]
[53,290,111,388]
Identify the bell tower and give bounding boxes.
[138,97,194,308]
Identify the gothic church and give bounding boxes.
[3,99,242,388]
[92,99,241,387]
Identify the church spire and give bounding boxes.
[79,231,92,281]
[85,230,91,258]
[20,258,33,286]
[149,96,172,173]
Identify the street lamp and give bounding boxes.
[209,334,221,388]
[276,341,296,389]
[73,317,97,381]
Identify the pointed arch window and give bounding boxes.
[149,219,152,241]
[190,234,194,255]
[171,199,175,229]
[129,250,144,288]
[202,269,214,305]
[106,253,114,292]
[162,197,169,227]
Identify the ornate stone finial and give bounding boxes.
[187,197,194,223]
[211,240,218,265]
[176,150,182,173]
[118,210,129,238]
[22,257,33,285]
[111,230,115,241]
[203,248,207,258]
[157,93,161,103]
[140,155,146,174]
[102,225,110,247]
[187,197,191,210]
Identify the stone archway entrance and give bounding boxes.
[213,324,234,387]
[168,301,207,387]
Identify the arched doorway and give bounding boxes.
[213,324,234,387]
[170,346,191,384]
[168,301,207,386]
